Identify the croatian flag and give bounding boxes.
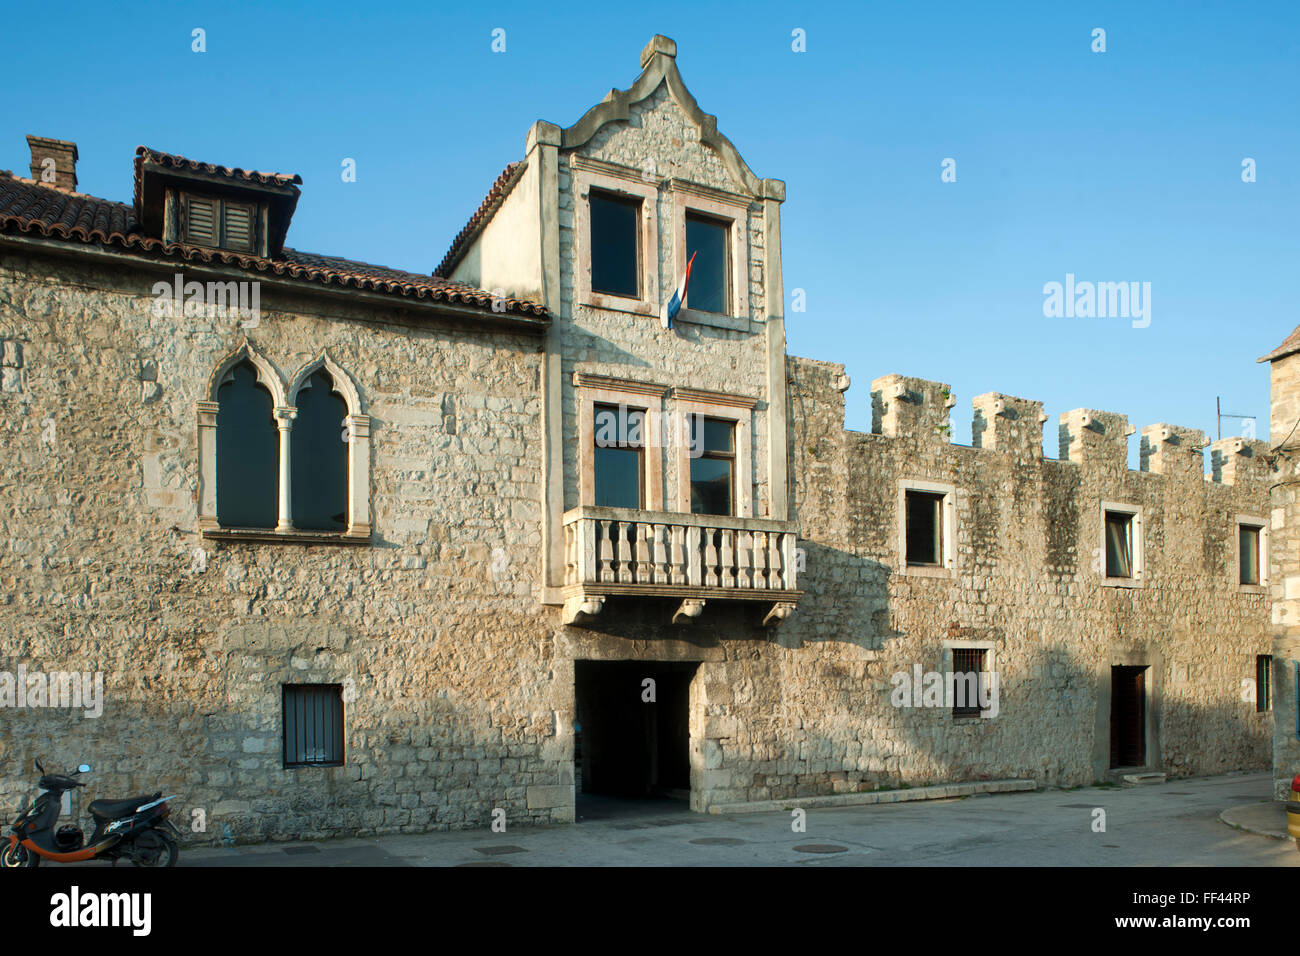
[661,250,697,330]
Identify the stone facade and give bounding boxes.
[0,35,1274,843]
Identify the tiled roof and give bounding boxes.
[0,171,548,319]
[1259,325,1300,363]
[132,145,302,220]
[433,161,526,278]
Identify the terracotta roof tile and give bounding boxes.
[1259,324,1300,363]
[433,161,526,278]
[0,172,547,320]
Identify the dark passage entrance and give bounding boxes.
[1110,665,1147,768]
[574,660,696,802]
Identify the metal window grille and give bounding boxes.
[951,648,986,717]
[1256,655,1272,713]
[283,684,345,767]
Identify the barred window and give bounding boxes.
[952,648,987,718]
[1257,655,1272,713]
[283,684,345,768]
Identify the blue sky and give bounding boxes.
[6,0,1296,452]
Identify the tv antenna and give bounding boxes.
[1216,396,1256,440]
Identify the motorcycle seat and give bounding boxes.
[88,793,158,820]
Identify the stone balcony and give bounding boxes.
[561,506,802,627]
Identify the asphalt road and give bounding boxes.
[169,770,1298,867]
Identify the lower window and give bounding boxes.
[283,684,345,767]
[1257,655,1272,713]
[951,648,987,717]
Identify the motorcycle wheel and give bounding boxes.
[0,842,39,868]
[129,830,179,868]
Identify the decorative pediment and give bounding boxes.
[557,35,784,203]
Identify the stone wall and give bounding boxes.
[0,250,576,841]
[1268,352,1300,798]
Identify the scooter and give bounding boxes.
[1,759,181,867]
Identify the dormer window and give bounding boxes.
[181,193,258,253]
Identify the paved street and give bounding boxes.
[169,771,1298,867]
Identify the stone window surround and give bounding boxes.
[1233,514,1269,594]
[198,341,371,543]
[575,372,667,510]
[572,164,660,319]
[897,478,957,577]
[667,181,752,332]
[672,386,755,517]
[941,640,997,719]
[1099,500,1144,588]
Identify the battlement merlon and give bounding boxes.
[972,392,1047,457]
[1058,409,1132,465]
[870,375,954,441]
[1139,424,1208,477]
[1209,436,1271,487]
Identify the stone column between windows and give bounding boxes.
[345,413,371,536]
[274,406,297,531]
[196,400,220,531]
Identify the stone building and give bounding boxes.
[1262,330,1300,798]
[0,36,1274,842]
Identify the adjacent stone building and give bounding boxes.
[0,36,1275,843]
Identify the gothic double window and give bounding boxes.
[198,344,371,538]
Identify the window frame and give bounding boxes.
[1256,654,1273,714]
[668,184,751,331]
[683,210,732,316]
[573,164,659,318]
[689,416,737,517]
[575,373,666,511]
[1234,514,1268,594]
[198,343,371,543]
[942,641,996,719]
[897,479,957,577]
[282,683,345,769]
[1099,500,1144,588]
[672,389,755,518]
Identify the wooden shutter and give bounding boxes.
[222,201,255,252]
[184,195,217,246]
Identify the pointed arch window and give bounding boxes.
[216,360,278,528]
[291,369,349,532]
[197,345,371,541]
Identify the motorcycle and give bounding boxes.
[1,759,181,867]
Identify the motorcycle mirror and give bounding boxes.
[77,764,91,774]
[34,758,44,773]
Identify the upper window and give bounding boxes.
[1236,517,1267,590]
[905,490,945,566]
[216,360,278,529]
[684,212,730,315]
[1104,511,1134,578]
[589,190,640,299]
[182,193,257,253]
[291,369,349,532]
[690,417,735,516]
[593,402,645,509]
[1100,502,1143,586]
[198,346,372,541]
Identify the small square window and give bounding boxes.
[593,402,645,509]
[952,648,987,717]
[1257,655,1273,713]
[1104,511,1134,578]
[690,417,735,516]
[283,684,345,768]
[1240,524,1262,586]
[589,191,640,299]
[684,213,729,314]
[905,490,944,566]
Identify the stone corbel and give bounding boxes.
[672,598,706,626]
[563,595,605,626]
[763,602,797,629]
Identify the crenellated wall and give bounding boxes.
[693,355,1274,802]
